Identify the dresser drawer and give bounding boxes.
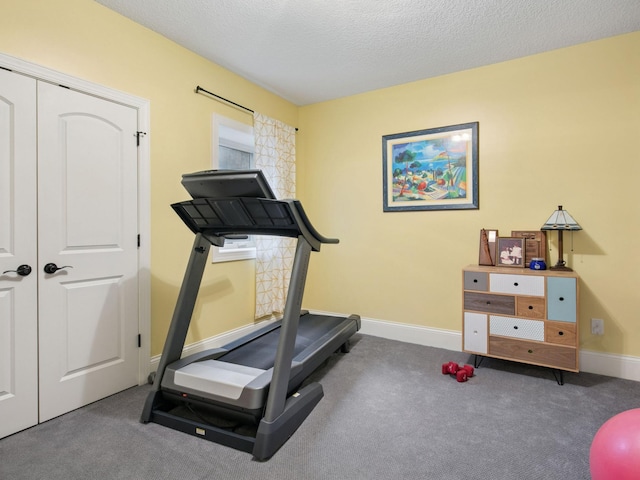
[547,277,577,322]
[546,321,576,346]
[516,296,546,319]
[489,336,577,371]
[464,292,515,315]
[463,312,488,354]
[464,271,488,291]
[489,273,544,296]
[489,315,544,341]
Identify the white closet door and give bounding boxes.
[0,69,38,438]
[37,81,140,422]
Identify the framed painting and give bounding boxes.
[496,237,525,268]
[382,122,479,212]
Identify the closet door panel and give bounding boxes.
[37,81,140,422]
[0,69,38,439]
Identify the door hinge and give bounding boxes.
[137,234,141,248]
[137,334,142,348]
[135,131,147,146]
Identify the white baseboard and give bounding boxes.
[359,317,462,351]
[304,309,460,351]
[149,317,277,373]
[149,310,640,383]
[579,349,640,382]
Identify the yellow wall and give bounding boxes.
[2,0,638,359]
[0,0,298,355]
[298,32,640,357]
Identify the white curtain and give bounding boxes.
[253,112,296,319]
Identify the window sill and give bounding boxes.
[212,246,256,263]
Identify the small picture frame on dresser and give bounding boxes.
[479,228,498,265]
[496,237,525,267]
[511,230,547,267]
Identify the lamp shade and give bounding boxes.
[541,205,582,231]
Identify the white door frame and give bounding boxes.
[0,52,151,385]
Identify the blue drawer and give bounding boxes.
[547,277,577,322]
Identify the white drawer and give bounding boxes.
[489,273,544,296]
[490,315,544,341]
[464,312,488,354]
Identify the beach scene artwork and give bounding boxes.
[383,123,478,211]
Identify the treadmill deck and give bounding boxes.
[161,313,359,411]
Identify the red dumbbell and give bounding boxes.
[441,361,459,375]
[460,364,474,377]
[441,362,475,382]
[458,364,475,382]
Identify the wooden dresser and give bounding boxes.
[462,265,579,383]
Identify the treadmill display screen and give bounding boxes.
[181,169,276,200]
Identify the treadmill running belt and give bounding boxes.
[219,314,346,370]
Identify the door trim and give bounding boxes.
[0,52,151,385]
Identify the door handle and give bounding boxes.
[44,263,73,274]
[2,264,33,276]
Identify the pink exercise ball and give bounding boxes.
[590,408,640,480]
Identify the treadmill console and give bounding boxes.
[181,169,276,200]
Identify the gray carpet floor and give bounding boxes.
[2,334,639,479]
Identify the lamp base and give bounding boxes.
[550,265,573,272]
[550,259,573,271]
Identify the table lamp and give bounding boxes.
[541,205,582,271]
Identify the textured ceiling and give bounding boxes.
[94,0,640,105]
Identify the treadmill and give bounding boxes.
[141,169,360,460]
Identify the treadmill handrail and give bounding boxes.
[290,200,338,245]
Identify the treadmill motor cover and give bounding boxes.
[173,360,267,400]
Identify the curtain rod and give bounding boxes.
[195,85,298,131]
[195,85,254,114]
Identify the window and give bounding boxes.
[211,114,256,263]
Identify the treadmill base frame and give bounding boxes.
[142,382,324,460]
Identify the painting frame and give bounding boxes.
[496,237,526,268]
[382,122,479,212]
